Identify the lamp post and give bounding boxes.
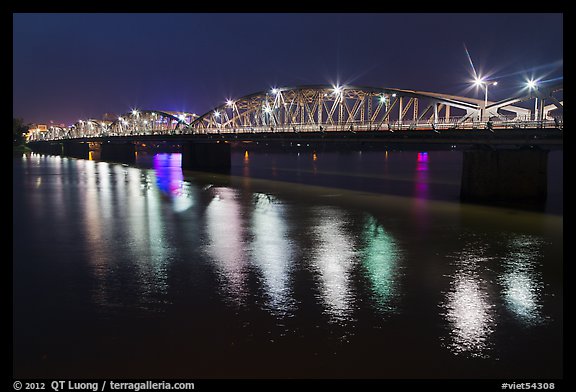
[526,79,539,121]
[474,77,498,121]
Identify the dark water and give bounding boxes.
[13,149,563,379]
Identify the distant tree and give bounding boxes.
[13,118,28,146]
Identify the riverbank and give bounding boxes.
[13,144,32,153]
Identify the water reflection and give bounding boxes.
[309,207,356,322]
[414,152,429,200]
[441,242,496,358]
[360,215,402,313]
[82,160,107,276]
[412,151,431,231]
[499,234,546,325]
[205,187,249,305]
[76,159,177,311]
[130,168,172,305]
[441,230,553,358]
[14,152,563,378]
[250,194,295,316]
[154,153,183,196]
[153,153,193,213]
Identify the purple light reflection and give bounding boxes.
[153,153,183,197]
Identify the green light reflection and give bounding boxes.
[360,215,402,313]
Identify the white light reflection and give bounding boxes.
[136,169,171,302]
[84,161,173,311]
[51,157,67,223]
[441,245,496,358]
[499,235,546,325]
[83,160,112,306]
[250,193,295,316]
[205,187,249,305]
[310,207,357,322]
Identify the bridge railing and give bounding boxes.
[187,116,563,134]
[26,115,563,142]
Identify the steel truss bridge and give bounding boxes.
[27,84,563,142]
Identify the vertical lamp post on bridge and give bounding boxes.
[474,77,498,122]
[526,79,539,122]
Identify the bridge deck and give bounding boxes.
[30,128,562,148]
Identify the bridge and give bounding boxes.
[26,84,563,209]
[28,84,563,140]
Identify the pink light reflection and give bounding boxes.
[415,152,429,199]
[412,152,430,232]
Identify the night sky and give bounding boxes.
[13,13,563,126]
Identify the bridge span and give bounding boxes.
[26,84,563,209]
[27,84,562,142]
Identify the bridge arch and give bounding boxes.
[485,82,563,121]
[25,83,563,142]
[109,110,194,136]
[185,85,484,134]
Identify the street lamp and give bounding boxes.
[526,79,539,120]
[474,77,498,121]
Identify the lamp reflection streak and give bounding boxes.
[82,160,110,306]
[310,207,356,322]
[83,160,178,311]
[250,194,295,316]
[205,187,248,305]
[412,152,430,231]
[361,215,402,313]
[135,170,171,302]
[153,153,192,213]
[415,152,429,200]
[441,245,496,358]
[499,235,546,325]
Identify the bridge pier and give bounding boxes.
[100,142,136,163]
[62,142,89,159]
[29,142,63,155]
[460,147,548,208]
[181,142,231,172]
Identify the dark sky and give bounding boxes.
[13,13,563,126]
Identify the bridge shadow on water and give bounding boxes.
[146,142,562,215]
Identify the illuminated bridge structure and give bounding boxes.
[28,84,563,141]
[26,84,563,207]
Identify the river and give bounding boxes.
[13,147,563,379]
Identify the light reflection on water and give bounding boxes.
[205,187,250,305]
[250,194,296,316]
[360,215,402,313]
[13,152,562,378]
[441,232,551,358]
[499,234,547,325]
[414,152,429,200]
[441,241,496,357]
[154,153,194,213]
[309,207,357,322]
[86,161,174,311]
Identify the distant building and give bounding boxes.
[26,124,49,141]
[29,124,48,132]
